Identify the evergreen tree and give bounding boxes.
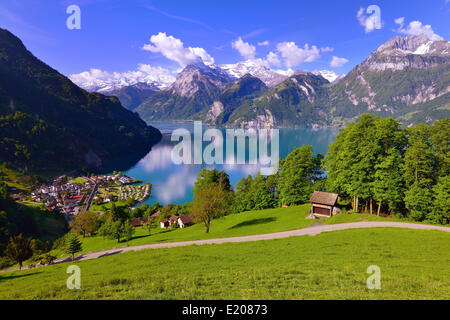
[65,233,82,261]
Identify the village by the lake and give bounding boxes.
[12,173,151,219]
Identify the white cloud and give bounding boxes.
[232,37,256,60]
[321,47,334,53]
[258,40,270,46]
[142,32,215,67]
[275,68,295,77]
[394,17,405,26]
[357,7,382,33]
[266,51,281,67]
[69,64,176,91]
[395,18,443,41]
[276,42,321,68]
[330,56,349,68]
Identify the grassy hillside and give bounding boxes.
[66,204,315,254]
[0,28,162,172]
[1,228,449,299]
[53,204,441,257]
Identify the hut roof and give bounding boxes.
[309,191,339,206]
[179,215,194,225]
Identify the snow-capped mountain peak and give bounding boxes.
[220,59,288,87]
[312,70,343,83]
[69,65,176,94]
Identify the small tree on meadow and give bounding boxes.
[70,211,98,237]
[4,234,34,270]
[191,184,232,233]
[99,219,123,243]
[143,218,157,235]
[65,233,82,261]
[123,220,135,245]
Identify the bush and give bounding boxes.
[0,256,13,270]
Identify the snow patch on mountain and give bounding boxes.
[312,70,343,83]
[414,41,433,55]
[220,59,288,87]
[69,64,176,93]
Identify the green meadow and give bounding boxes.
[55,205,445,257]
[68,204,315,255]
[1,228,449,300]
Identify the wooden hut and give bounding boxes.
[309,191,339,218]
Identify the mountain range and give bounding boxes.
[0,28,162,172]
[118,34,448,128]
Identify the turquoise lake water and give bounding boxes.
[123,122,338,206]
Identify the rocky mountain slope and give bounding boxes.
[0,28,162,171]
[328,34,450,126]
[135,63,234,121]
[203,74,268,125]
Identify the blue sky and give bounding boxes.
[1,0,449,84]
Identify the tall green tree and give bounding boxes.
[109,203,129,223]
[4,234,34,269]
[99,218,124,243]
[278,145,321,206]
[249,174,277,210]
[65,233,82,261]
[326,115,406,213]
[233,175,253,213]
[404,182,433,221]
[193,168,232,193]
[403,124,438,188]
[430,118,449,178]
[429,176,450,224]
[372,148,404,215]
[403,125,438,220]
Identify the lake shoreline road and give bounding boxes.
[1,221,449,273]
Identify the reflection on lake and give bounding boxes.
[123,123,338,206]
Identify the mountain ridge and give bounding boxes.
[134,34,449,128]
[0,28,162,172]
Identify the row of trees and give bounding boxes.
[189,147,324,233]
[3,232,82,269]
[189,116,448,233]
[232,145,323,214]
[325,115,448,224]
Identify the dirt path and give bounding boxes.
[2,221,449,273]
